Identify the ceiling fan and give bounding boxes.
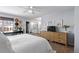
[23,6,40,14]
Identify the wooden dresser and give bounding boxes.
[39,32,68,46]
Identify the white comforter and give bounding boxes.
[7,34,55,53]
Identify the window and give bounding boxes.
[0,17,14,33]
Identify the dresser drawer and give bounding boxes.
[40,32,67,45]
[58,36,66,40]
[59,39,67,44]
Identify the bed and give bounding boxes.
[0,32,56,53]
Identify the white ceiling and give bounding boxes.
[0,6,74,19]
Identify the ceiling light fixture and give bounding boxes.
[28,10,32,13]
[28,6,33,13]
[30,6,33,9]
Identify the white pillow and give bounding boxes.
[0,32,14,53]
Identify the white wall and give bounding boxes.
[29,8,74,33]
[41,9,74,32]
[74,7,79,53]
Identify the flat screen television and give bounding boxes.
[47,26,56,32]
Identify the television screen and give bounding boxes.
[47,26,56,32]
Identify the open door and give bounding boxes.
[26,22,29,33]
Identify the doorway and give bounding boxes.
[26,22,29,33]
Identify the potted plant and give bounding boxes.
[63,25,70,31]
